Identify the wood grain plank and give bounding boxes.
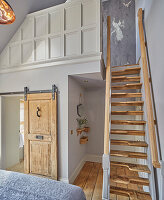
[83,162,101,200]
[112,101,144,106]
[111,111,144,115]
[110,150,147,159]
[111,120,146,125]
[112,76,140,83]
[111,129,145,136]
[110,186,152,200]
[112,64,139,68]
[112,83,142,90]
[112,67,141,76]
[92,167,103,200]
[111,140,148,147]
[111,93,142,98]
[74,162,94,189]
[111,161,150,173]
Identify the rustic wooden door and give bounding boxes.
[24,93,57,180]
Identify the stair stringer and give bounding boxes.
[138,59,157,200]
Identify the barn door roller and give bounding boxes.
[24,84,58,101]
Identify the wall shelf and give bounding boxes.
[76,127,90,135]
[80,136,88,144]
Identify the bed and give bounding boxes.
[0,170,86,200]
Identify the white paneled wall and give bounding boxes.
[0,0,102,73]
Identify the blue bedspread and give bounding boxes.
[0,170,86,200]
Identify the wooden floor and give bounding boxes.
[6,160,24,173]
[74,162,102,200]
[74,161,143,200]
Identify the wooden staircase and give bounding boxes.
[109,64,151,199]
[103,11,161,200]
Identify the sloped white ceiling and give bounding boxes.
[0,0,66,54]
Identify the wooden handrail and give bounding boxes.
[104,16,111,155]
[138,8,160,168]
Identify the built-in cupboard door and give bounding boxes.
[24,93,57,180]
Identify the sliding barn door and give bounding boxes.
[24,93,57,180]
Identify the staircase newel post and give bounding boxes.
[102,153,110,200]
[161,161,164,200]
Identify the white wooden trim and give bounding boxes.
[0,53,102,74]
[0,97,2,169]
[0,0,102,73]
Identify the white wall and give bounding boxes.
[0,60,101,181]
[135,0,164,198]
[1,96,21,169]
[68,77,87,179]
[0,0,101,73]
[68,77,105,182]
[85,88,105,156]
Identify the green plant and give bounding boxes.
[76,118,88,128]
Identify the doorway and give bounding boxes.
[0,90,58,180]
[1,96,24,172]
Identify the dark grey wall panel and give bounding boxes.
[102,0,136,66]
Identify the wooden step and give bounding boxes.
[111,111,144,115]
[112,101,144,106]
[111,93,142,98]
[112,67,141,76]
[110,150,147,159]
[111,161,151,173]
[111,175,149,186]
[112,83,142,90]
[111,140,148,147]
[111,129,145,136]
[112,76,140,83]
[111,120,146,125]
[110,186,151,200]
[112,64,139,69]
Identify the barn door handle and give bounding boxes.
[37,107,41,117]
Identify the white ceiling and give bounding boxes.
[71,73,106,89]
[0,0,66,54]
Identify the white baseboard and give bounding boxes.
[68,154,102,184]
[85,154,102,163]
[69,158,86,184]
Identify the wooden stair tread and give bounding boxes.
[112,83,142,90]
[111,140,148,147]
[110,186,151,200]
[110,150,147,159]
[111,120,146,125]
[111,161,151,173]
[112,64,139,68]
[111,111,144,115]
[110,175,149,186]
[111,93,142,98]
[112,67,141,76]
[112,76,140,83]
[111,129,145,136]
[112,101,144,106]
